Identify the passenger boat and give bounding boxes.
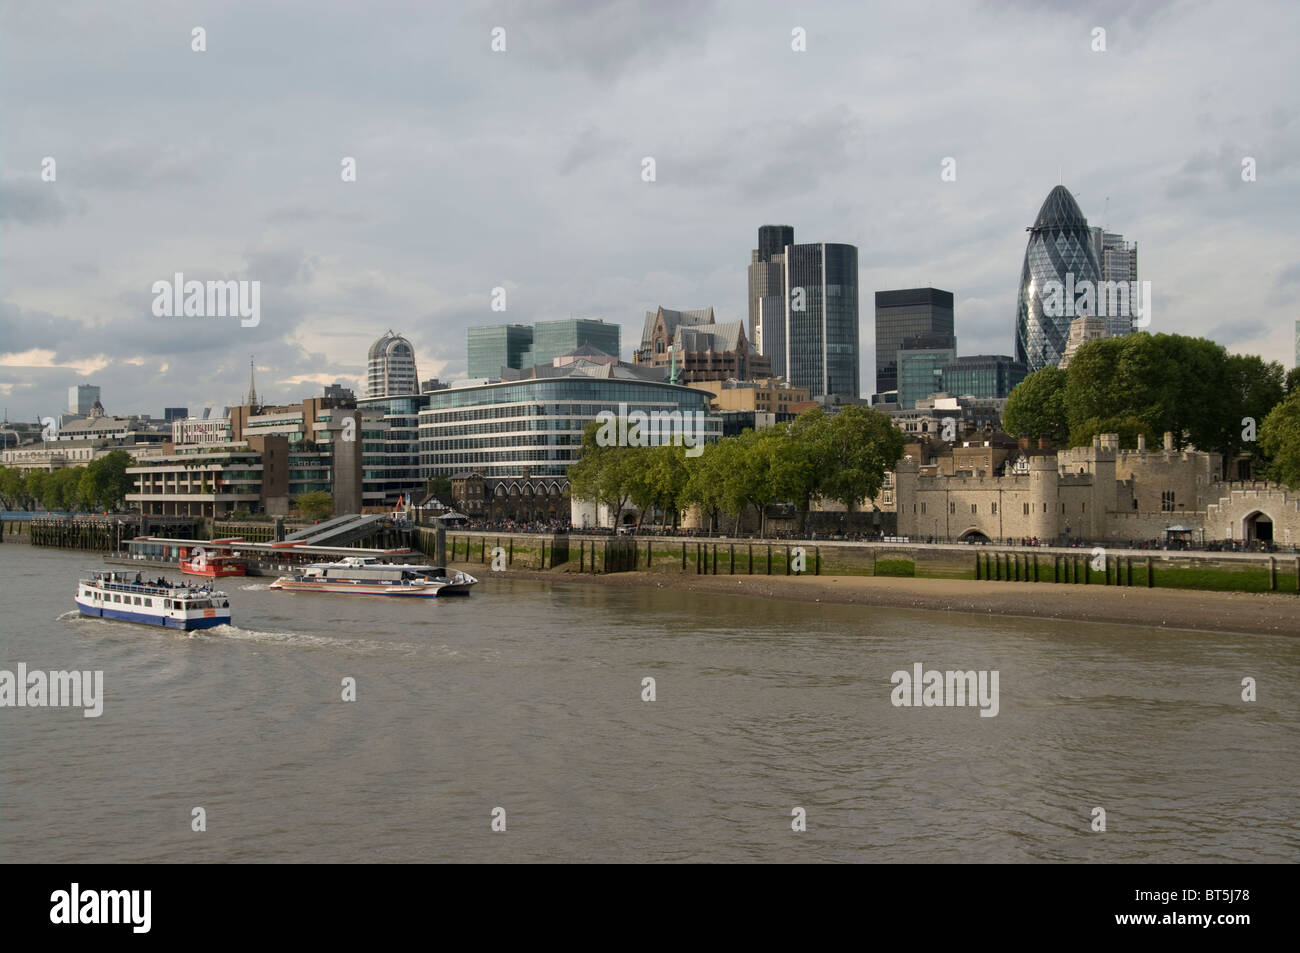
[179,546,247,578]
[75,570,232,630]
[268,556,477,598]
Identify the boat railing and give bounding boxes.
[83,578,224,598]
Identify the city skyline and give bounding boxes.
[2,1,1297,421]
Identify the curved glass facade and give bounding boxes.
[419,377,717,478]
[1015,186,1100,372]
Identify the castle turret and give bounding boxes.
[1029,455,1059,540]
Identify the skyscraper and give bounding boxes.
[1090,226,1139,338]
[366,330,419,397]
[748,224,794,346]
[748,227,859,402]
[69,384,100,415]
[874,288,955,397]
[787,243,860,402]
[467,324,534,379]
[1016,186,1101,372]
[531,318,620,366]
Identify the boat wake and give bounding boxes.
[238,583,273,591]
[200,623,443,657]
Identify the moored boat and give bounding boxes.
[179,546,247,578]
[268,556,476,598]
[75,570,232,630]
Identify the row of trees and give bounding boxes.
[568,406,906,533]
[1002,333,1298,479]
[0,450,135,513]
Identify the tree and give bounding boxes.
[785,407,833,532]
[640,444,689,528]
[0,467,31,510]
[296,490,334,520]
[425,473,452,498]
[682,438,732,533]
[77,466,107,511]
[1003,367,1069,444]
[817,406,906,516]
[1286,365,1300,395]
[1069,414,1155,450]
[1259,390,1300,490]
[1219,353,1285,478]
[568,420,636,527]
[718,429,784,535]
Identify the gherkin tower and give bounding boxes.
[1015,186,1101,372]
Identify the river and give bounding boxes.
[1,545,1295,862]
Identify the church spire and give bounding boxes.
[246,356,259,407]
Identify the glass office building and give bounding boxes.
[874,288,954,398]
[774,242,859,403]
[530,319,621,367]
[941,355,1027,400]
[419,375,718,478]
[1016,186,1101,372]
[355,394,428,506]
[897,337,957,410]
[467,325,535,380]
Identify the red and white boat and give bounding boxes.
[180,546,247,578]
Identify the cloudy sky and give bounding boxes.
[1,0,1297,421]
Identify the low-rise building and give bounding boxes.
[894,431,1300,546]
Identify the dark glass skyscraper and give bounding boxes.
[873,288,954,397]
[749,227,859,402]
[783,243,859,402]
[1016,186,1101,372]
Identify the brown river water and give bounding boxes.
[1,545,1296,862]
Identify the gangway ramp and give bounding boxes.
[281,513,357,542]
[277,513,391,548]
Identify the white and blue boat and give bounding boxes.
[75,570,232,630]
[269,556,477,598]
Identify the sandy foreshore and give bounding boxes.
[457,565,1300,636]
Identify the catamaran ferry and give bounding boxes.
[268,556,477,598]
[75,570,232,630]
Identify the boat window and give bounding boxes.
[113,594,121,603]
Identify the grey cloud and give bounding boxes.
[483,0,720,81]
[0,177,84,225]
